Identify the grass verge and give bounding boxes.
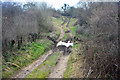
[63,26,67,32]
[2,38,53,78]
[69,18,79,37]
[63,33,69,41]
[52,17,63,26]
[64,43,84,78]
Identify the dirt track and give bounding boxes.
[48,55,70,78]
[11,50,53,78]
[11,17,72,78]
[47,17,72,78]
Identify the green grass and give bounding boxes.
[63,33,69,41]
[63,26,67,32]
[26,52,60,78]
[2,38,53,78]
[52,17,63,26]
[69,18,76,26]
[51,17,63,39]
[64,44,81,78]
[64,55,75,78]
[72,43,79,48]
[64,20,68,27]
[62,16,66,20]
[52,16,70,41]
[69,25,79,37]
[62,18,78,41]
[69,18,88,40]
[69,18,79,37]
[64,44,78,78]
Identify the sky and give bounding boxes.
[1,0,80,9]
[40,0,80,9]
[1,0,119,9]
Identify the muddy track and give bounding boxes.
[11,17,68,78]
[11,50,53,78]
[61,17,68,26]
[56,17,68,42]
[47,17,73,78]
[56,25,64,42]
[48,55,70,78]
[57,17,72,41]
